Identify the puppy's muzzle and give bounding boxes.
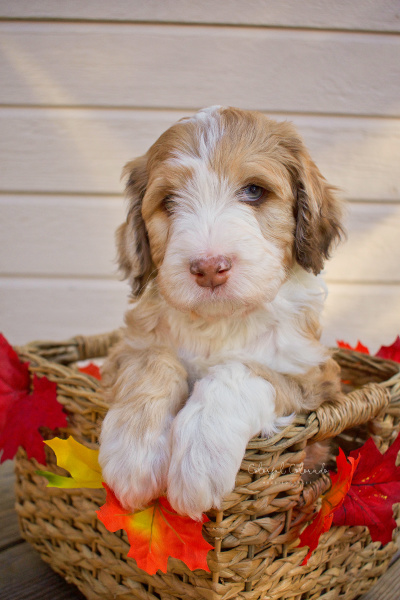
[189,256,232,289]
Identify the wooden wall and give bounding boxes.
[0,1,399,351]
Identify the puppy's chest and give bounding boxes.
[166,310,323,385]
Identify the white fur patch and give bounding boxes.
[167,362,278,519]
[173,106,224,166]
[99,406,172,510]
[179,105,223,126]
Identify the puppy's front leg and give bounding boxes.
[167,362,288,520]
[99,342,188,510]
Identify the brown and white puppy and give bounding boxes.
[99,106,344,520]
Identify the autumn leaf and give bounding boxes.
[337,340,370,354]
[78,363,102,380]
[0,333,30,431]
[0,334,68,464]
[0,375,66,465]
[97,485,213,574]
[0,370,68,465]
[299,449,359,564]
[332,433,400,545]
[376,336,400,363]
[37,436,103,488]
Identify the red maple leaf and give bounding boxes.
[337,340,370,354]
[0,334,68,464]
[299,449,359,564]
[375,336,400,363]
[78,363,102,380]
[97,484,213,574]
[332,433,400,545]
[0,334,30,430]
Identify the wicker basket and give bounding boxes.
[13,331,400,600]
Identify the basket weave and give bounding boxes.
[13,331,400,600]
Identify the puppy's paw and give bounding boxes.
[99,408,171,511]
[167,407,242,520]
[167,444,238,520]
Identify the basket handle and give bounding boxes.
[311,382,391,442]
[18,330,122,364]
[73,330,122,361]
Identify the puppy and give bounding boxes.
[99,106,343,520]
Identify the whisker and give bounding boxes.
[135,269,159,296]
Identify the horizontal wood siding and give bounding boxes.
[1,23,399,116]
[0,195,125,277]
[322,284,400,352]
[1,0,400,32]
[0,278,127,344]
[0,4,399,349]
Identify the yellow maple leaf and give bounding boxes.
[37,436,103,488]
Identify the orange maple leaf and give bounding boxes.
[78,363,101,380]
[337,340,370,354]
[97,484,213,574]
[299,449,359,565]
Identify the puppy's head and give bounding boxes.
[117,106,343,317]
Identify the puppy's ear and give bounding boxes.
[294,149,344,275]
[117,155,153,295]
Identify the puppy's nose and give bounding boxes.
[190,256,232,288]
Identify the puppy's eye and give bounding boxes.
[240,184,267,204]
[162,195,175,214]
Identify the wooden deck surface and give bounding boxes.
[0,461,398,600]
[0,461,85,600]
